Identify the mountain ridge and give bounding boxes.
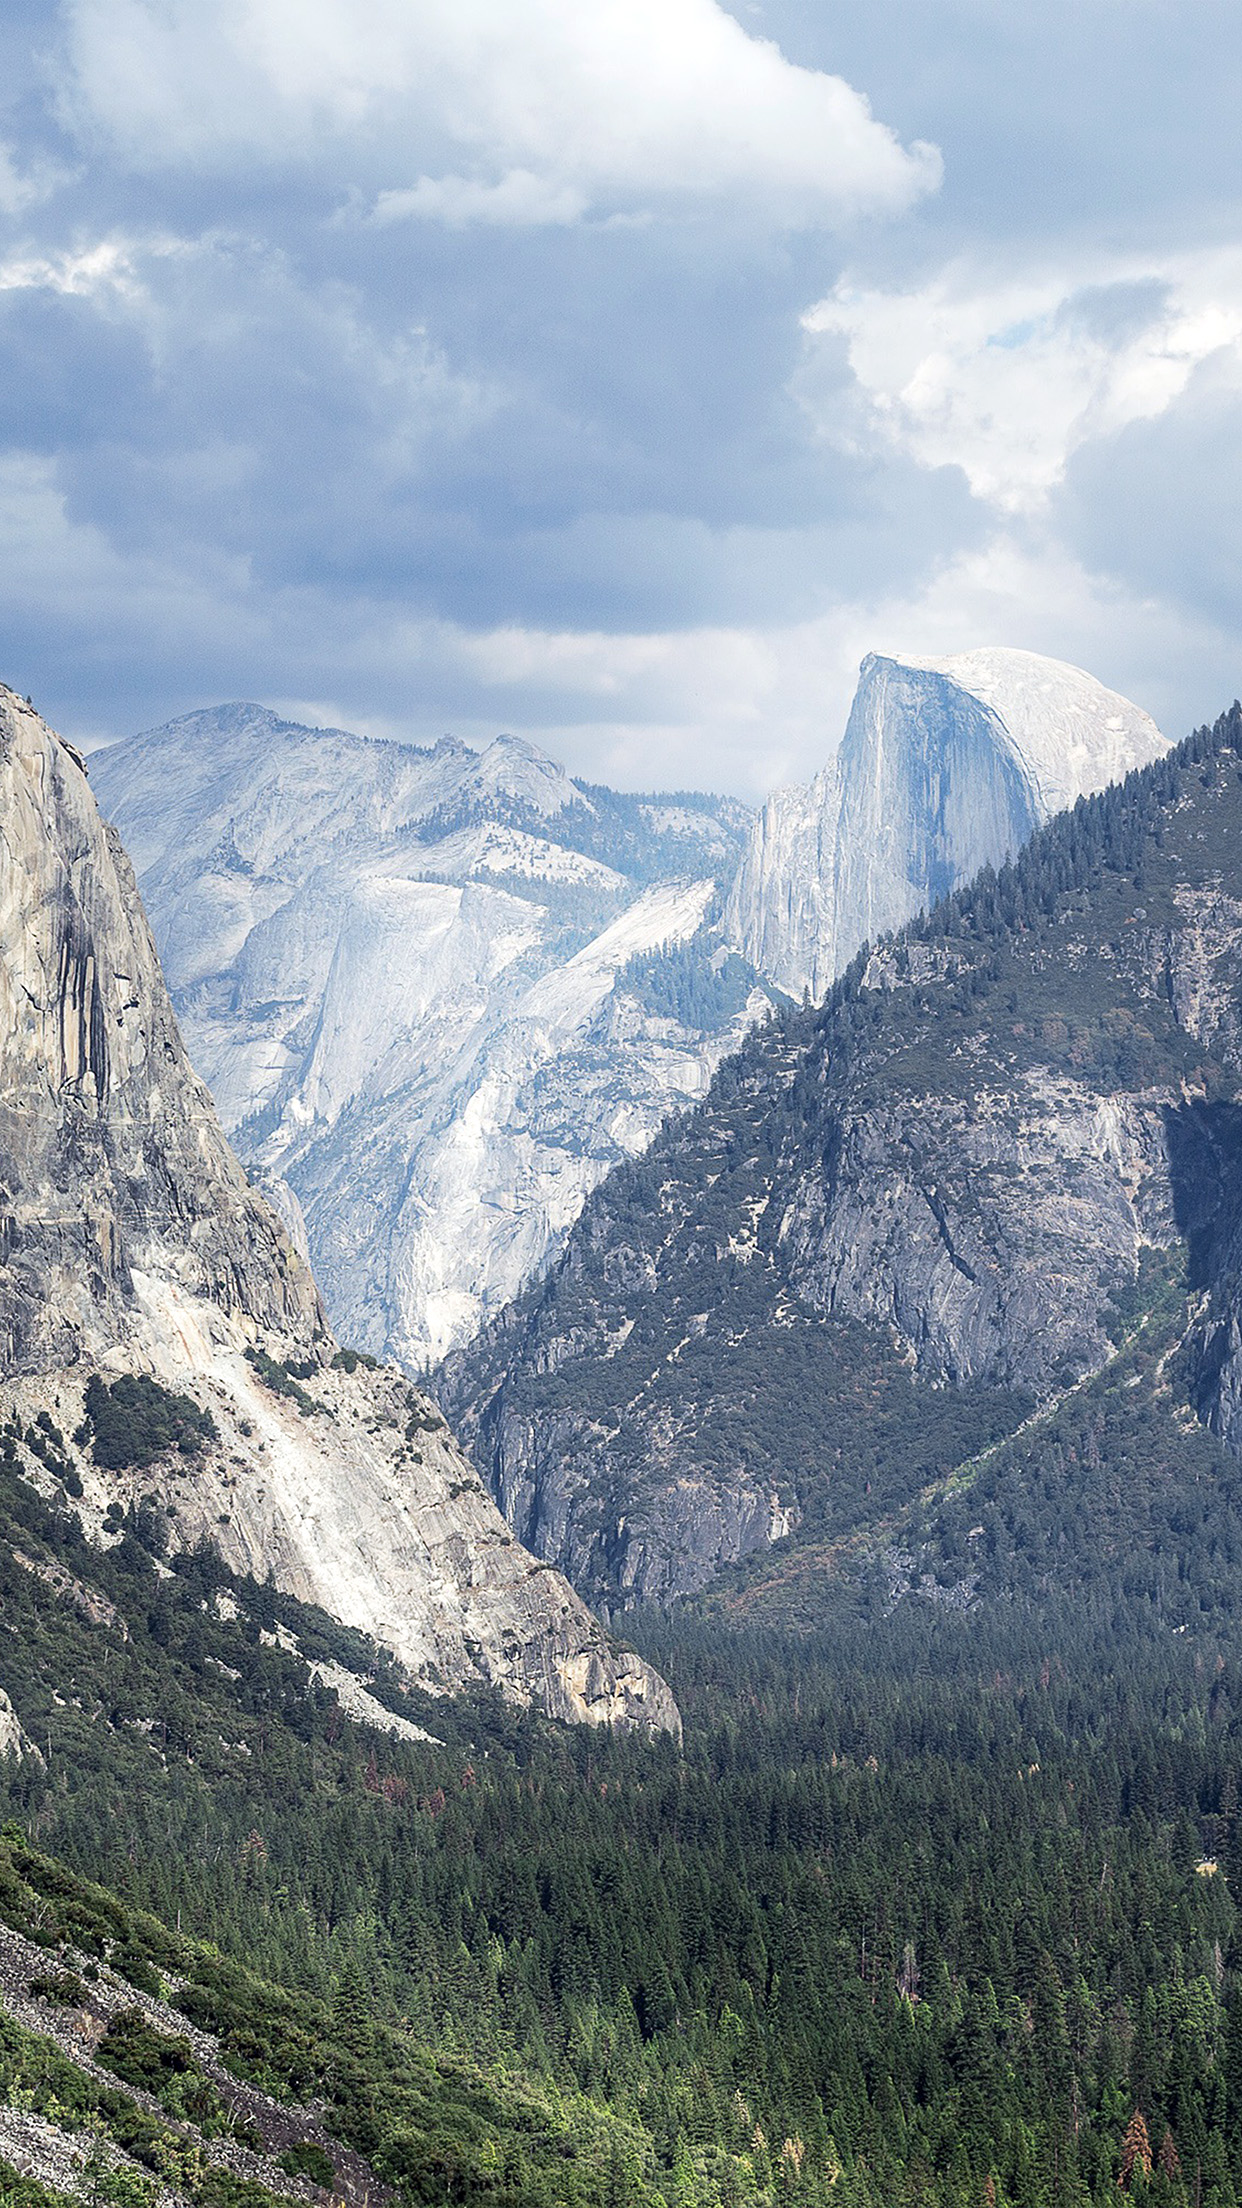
[90,705,762,1368]
[442,704,1242,1609]
[90,652,1164,1372]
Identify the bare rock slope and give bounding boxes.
[0,688,676,1732]
[89,656,1158,1376]
[90,707,757,1369]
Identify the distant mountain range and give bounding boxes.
[91,708,762,1368]
[6,672,1242,2208]
[91,652,1166,1372]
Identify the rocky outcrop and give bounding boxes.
[445,710,1242,1608]
[91,707,755,1367]
[0,687,677,1732]
[446,1053,1182,1607]
[725,648,1168,1002]
[0,694,321,1375]
[0,1687,42,1765]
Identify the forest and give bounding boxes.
[8,1295,1242,2206]
[11,713,1242,2204]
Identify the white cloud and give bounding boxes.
[804,251,1242,511]
[258,537,1220,798]
[63,0,940,227]
[373,171,588,230]
[385,531,1232,794]
[9,425,1229,796]
[0,140,76,216]
[0,235,145,301]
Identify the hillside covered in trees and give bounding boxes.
[11,714,1242,2205]
[444,704,1242,1609]
[8,1234,1242,2203]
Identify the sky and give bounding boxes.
[1,0,1241,799]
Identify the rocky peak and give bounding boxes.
[468,732,590,816]
[91,705,757,1368]
[725,647,1169,1003]
[0,685,319,1373]
[901,647,1168,817]
[444,708,1242,1611]
[0,686,677,1734]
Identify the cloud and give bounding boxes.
[1,0,1233,811]
[1057,348,1242,629]
[9,417,1219,803]
[400,533,1223,795]
[0,235,146,302]
[373,172,589,230]
[804,253,1242,511]
[0,139,74,215]
[62,0,940,227]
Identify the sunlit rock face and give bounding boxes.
[92,706,757,1368]
[725,648,1168,1003]
[0,688,678,1735]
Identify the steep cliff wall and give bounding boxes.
[93,658,1160,1371]
[725,648,1168,1002]
[445,710,1242,1609]
[0,688,676,1731]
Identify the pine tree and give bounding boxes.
[1157,2128,1181,2181]
[1223,1957,1242,2142]
[330,1949,374,2058]
[1120,2108,1153,2188]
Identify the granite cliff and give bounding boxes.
[0,686,676,1731]
[91,656,1159,1374]
[91,707,760,1368]
[444,707,1242,1609]
[725,647,1168,1003]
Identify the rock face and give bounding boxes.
[0,687,677,1732]
[91,706,758,1368]
[0,1688,42,1765]
[725,648,1168,1002]
[444,709,1242,1609]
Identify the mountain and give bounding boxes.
[0,685,676,1731]
[443,705,1242,1609]
[90,706,761,1369]
[724,646,1168,1002]
[12,702,1242,2208]
[90,656,1160,1376]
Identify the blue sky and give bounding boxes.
[2,0,1241,797]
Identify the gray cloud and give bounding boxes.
[0,0,1236,787]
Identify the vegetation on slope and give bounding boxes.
[10,1296,1242,2203]
[445,703,1242,1604]
[11,716,1242,2204]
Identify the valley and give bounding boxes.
[5,673,1242,2204]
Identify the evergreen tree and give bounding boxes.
[1120,2109,1153,2189]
